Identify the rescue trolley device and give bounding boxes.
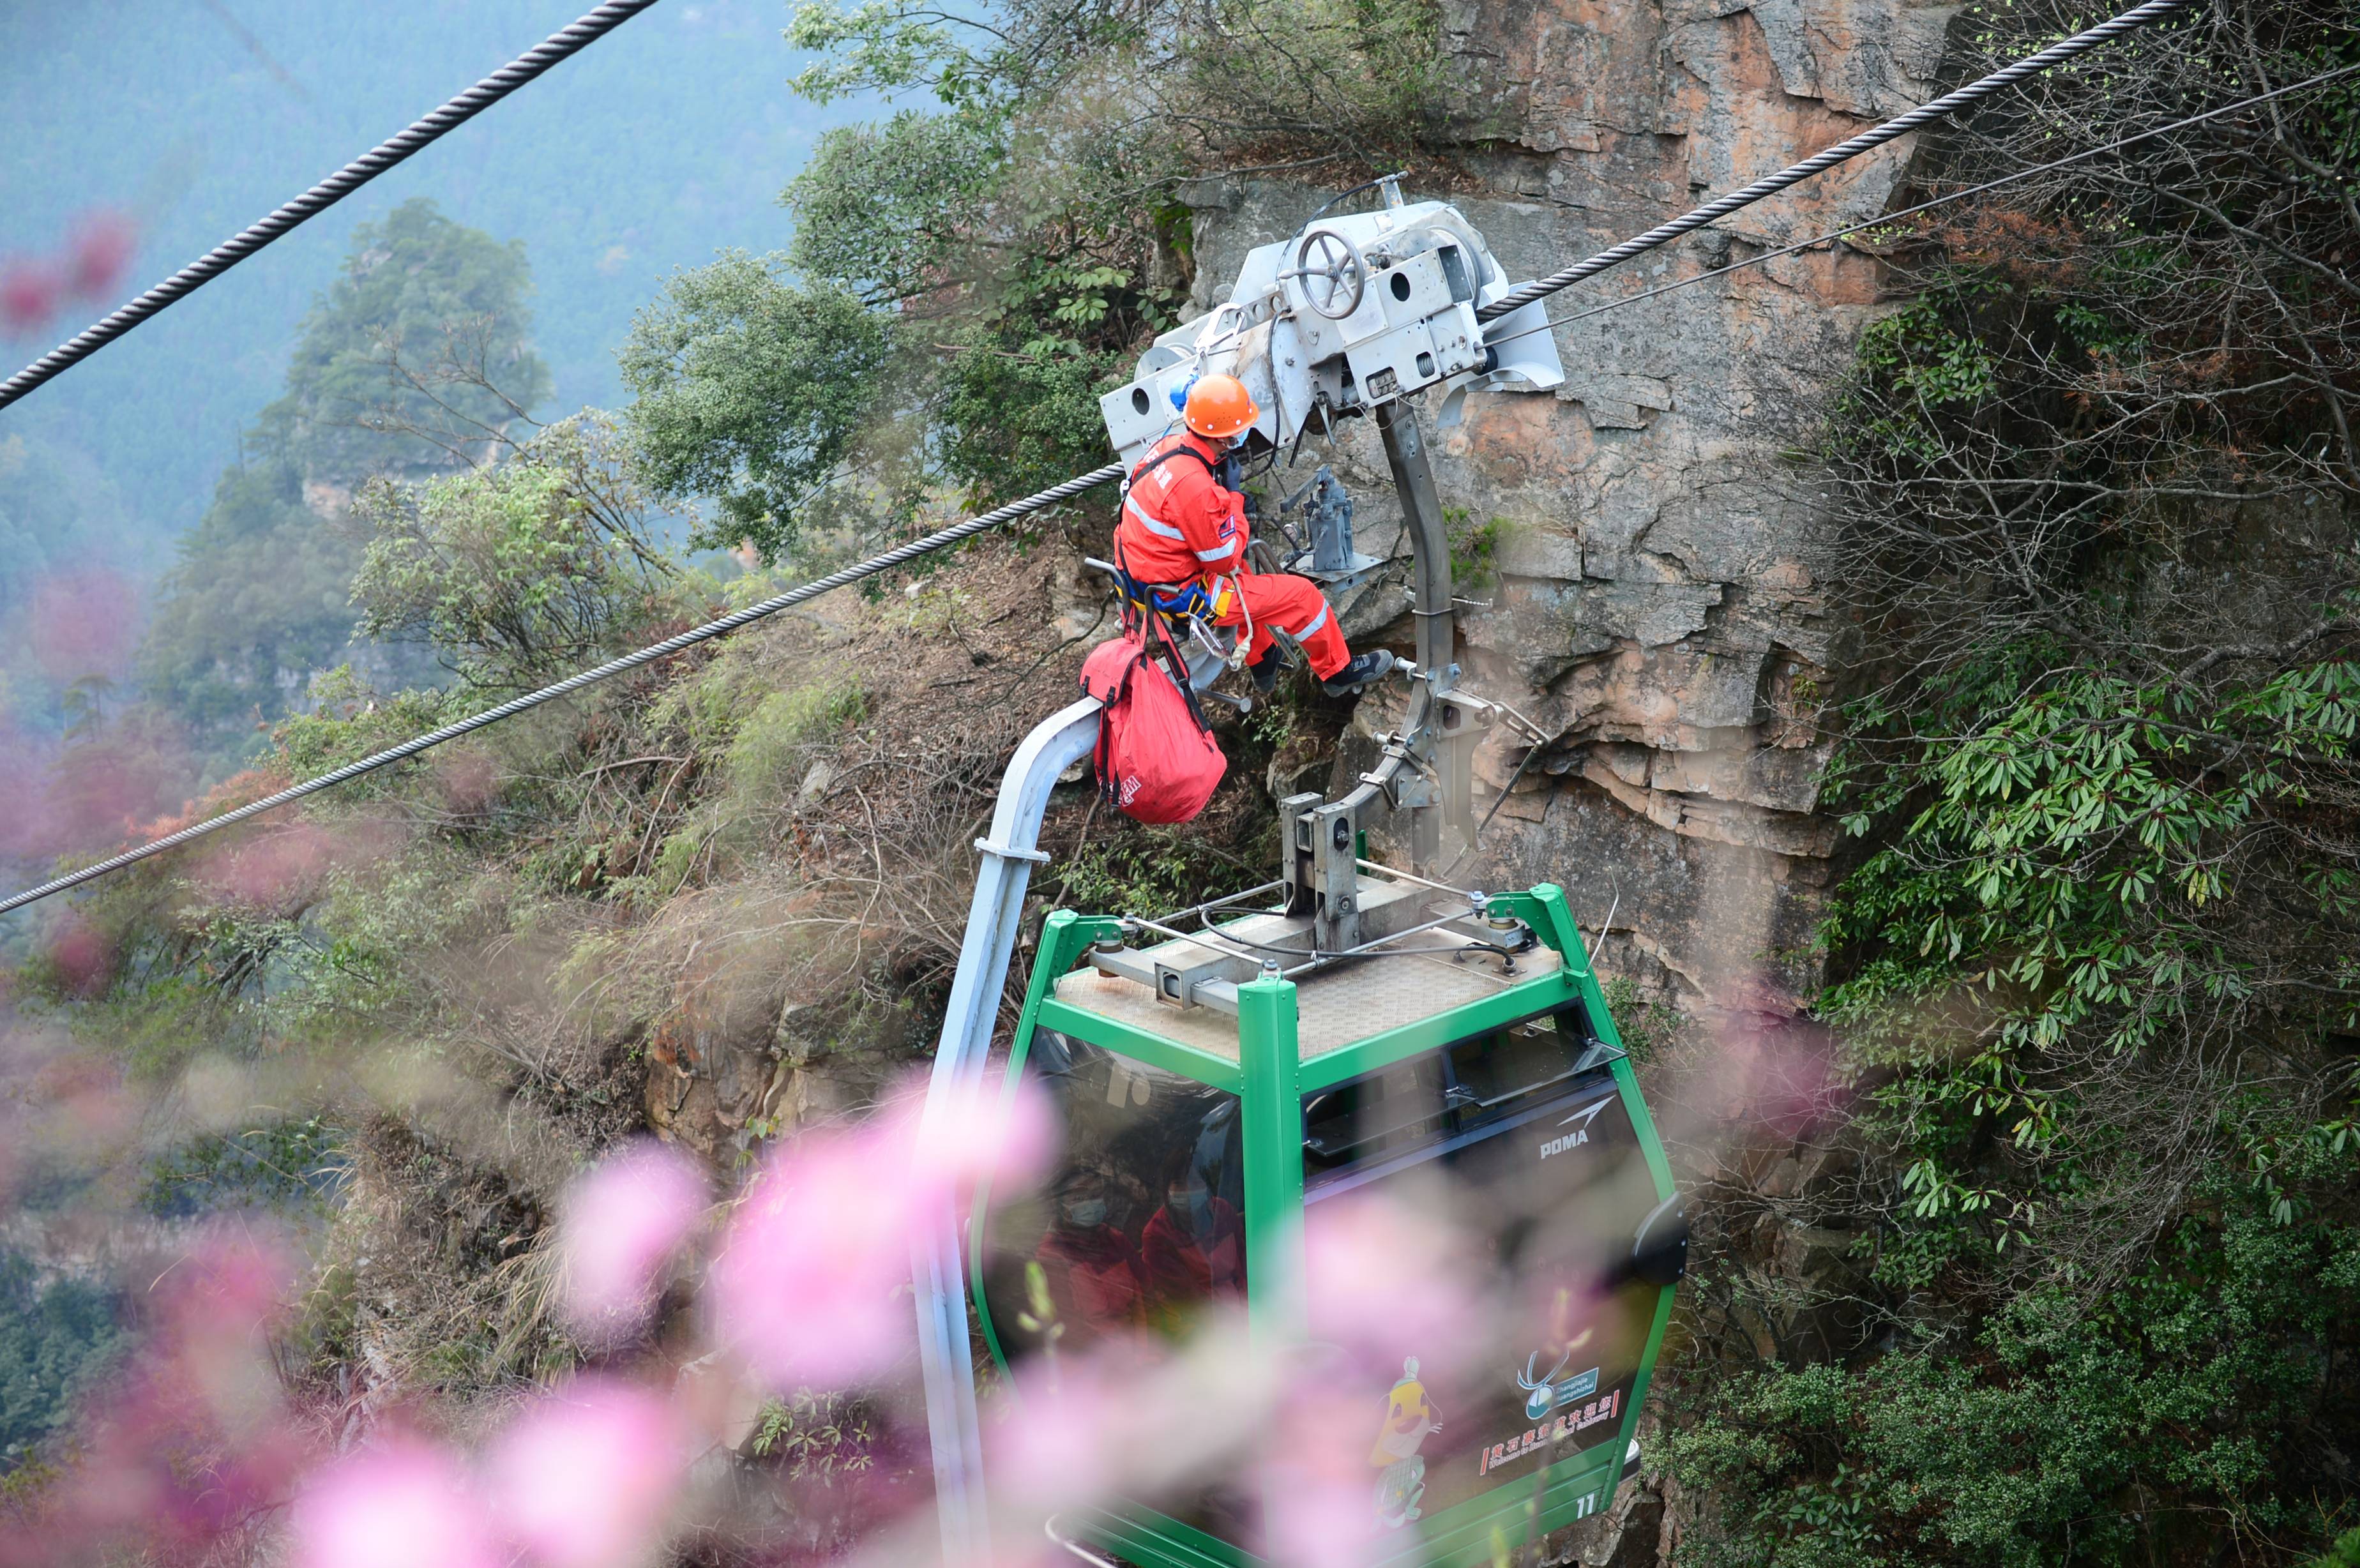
[912,178,1683,1568]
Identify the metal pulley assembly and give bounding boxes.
[1098,174,1566,465]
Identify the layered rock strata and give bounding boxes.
[1186,0,1960,1010]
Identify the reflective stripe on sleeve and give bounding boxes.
[1195,545,1234,562]
[1123,494,1186,541]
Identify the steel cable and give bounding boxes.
[0,464,1123,917]
[1481,64,2360,356]
[0,0,665,412]
[0,0,2193,915]
[1475,0,2188,321]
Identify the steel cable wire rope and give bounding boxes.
[1475,0,2188,322]
[1479,64,2360,355]
[0,0,666,412]
[0,465,1123,917]
[0,0,2198,916]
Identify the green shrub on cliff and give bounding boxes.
[1668,1,2360,1560]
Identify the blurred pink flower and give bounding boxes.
[902,1069,1057,1193]
[992,1313,1268,1531]
[1713,997,1845,1139]
[434,746,501,813]
[490,1378,688,1568]
[193,820,340,908]
[991,1354,1128,1511]
[44,915,114,996]
[710,1078,1053,1390]
[1303,1189,1484,1380]
[709,1119,919,1388]
[1,259,61,333]
[28,569,137,681]
[556,1140,707,1345]
[66,211,136,299]
[1259,1383,1386,1568]
[292,1439,500,1568]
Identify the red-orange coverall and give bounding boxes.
[1114,430,1352,679]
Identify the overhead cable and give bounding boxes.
[1483,63,2360,356]
[1475,0,2188,322]
[0,0,2191,914]
[0,0,664,412]
[0,466,1122,918]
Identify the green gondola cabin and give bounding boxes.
[972,873,1685,1568]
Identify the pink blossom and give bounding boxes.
[1,259,60,332]
[556,1140,707,1344]
[291,1439,500,1568]
[192,820,341,908]
[710,1078,1054,1390]
[1711,995,1845,1139]
[489,1378,688,1568]
[992,1354,1129,1511]
[28,569,137,681]
[709,1118,922,1388]
[992,1313,1267,1525]
[1303,1189,1485,1380]
[1258,1383,1387,1568]
[45,915,114,996]
[900,1069,1057,1193]
[66,211,136,299]
[434,746,501,813]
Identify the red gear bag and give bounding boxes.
[1078,624,1226,825]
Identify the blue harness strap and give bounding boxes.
[1108,550,1216,629]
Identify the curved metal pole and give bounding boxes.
[1378,400,1455,679]
[1319,402,1456,868]
[911,654,1223,1567]
[912,695,1100,1568]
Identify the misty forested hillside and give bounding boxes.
[0,0,866,549]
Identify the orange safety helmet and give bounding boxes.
[1182,373,1259,441]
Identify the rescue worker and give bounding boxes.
[1116,372,1396,696]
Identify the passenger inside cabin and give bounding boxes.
[1140,1146,1245,1328]
[1032,1170,1146,1336]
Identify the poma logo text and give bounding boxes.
[1540,1098,1611,1161]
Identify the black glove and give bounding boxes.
[1216,453,1244,492]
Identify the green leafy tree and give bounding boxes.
[785,110,1006,306]
[619,253,891,561]
[619,0,1449,558]
[137,203,550,771]
[351,414,687,688]
[0,1254,123,1471]
[261,197,551,484]
[1668,3,2360,1560]
[135,461,368,750]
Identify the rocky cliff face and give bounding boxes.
[1187,0,1959,1014]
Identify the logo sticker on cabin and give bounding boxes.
[1476,1389,1621,1476]
[1517,1348,1600,1420]
[1370,1357,1441,1530]
[1539,1097,1611,1160]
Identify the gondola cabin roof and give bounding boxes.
[1042,875,1568,1068]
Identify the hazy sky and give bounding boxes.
[0,0,873,542]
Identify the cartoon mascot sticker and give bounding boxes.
[1370,1357,1443,1530]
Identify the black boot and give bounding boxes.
[1249,647,1284,694]
[1322,649,1397,697]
